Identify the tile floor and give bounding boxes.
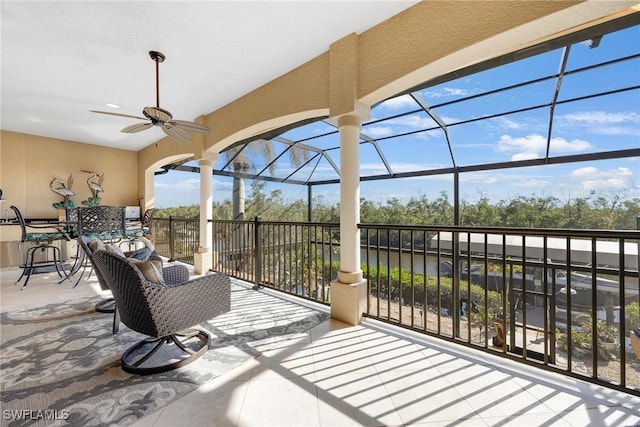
[2,264,640,426]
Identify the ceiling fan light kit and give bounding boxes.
[91,50,210,143]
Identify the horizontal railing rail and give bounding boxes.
[151,216,640,395]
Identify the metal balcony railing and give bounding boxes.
[151,217,199,265]
[212,218,339,305]
[360,224,639,396]
[151,216,640,396]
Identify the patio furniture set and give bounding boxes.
[8,205,232,374]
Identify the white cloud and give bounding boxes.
[421,87,469,99]
[155,177,233,207]
[570,166,636,191]
[560,111,640,124]
[551,138,592,152]
[377,94,416,110]
[557,110,640,137]
[497,133,592,161]
[588,126,640,136]
[365,126,394,138]
[492,116,523,130]
[360,162,390,174]
[386,114,438,129]
[155,178,200,192]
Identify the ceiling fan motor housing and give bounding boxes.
[143,106,172,124]
[149,51,165,63]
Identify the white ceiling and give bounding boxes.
[1,1,418,151]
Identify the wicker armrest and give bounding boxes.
[162,264,190,285]
[145,273,231,334]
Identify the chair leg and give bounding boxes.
[68,242,84,276]
[53,246,72,284]
[17,244,71,288]
[14,267,27,287]
[121,330,210,375]
[72,252,91,288]
[95,298,116,313]
[17,246,39,289]
[112,307,120,334]
[14,241,27,285]
[72,264,86,288]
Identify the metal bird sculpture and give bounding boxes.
[50,175,76,209]
[81,170,105,206]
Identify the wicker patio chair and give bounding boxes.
[79,234,188,333]
[92,249,231,374]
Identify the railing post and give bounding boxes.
[168,215,175,262]
[253,216,262,289]
[452,230,460,338]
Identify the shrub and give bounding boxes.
[625,301,640,331]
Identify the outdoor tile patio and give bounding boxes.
[1,264,639,426]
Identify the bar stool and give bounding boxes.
[11,206,71,289]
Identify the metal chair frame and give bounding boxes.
[10,205,71,289]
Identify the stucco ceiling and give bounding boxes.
[0,1,418,151]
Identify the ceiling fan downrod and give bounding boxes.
[149,51,165,108]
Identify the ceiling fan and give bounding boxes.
[90,51,211,143]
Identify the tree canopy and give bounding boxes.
[156,184,640,230]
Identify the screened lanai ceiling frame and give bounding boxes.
[159,14,640,190]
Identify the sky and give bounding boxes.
[155,25,639,209]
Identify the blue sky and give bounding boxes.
[156,25,639,209]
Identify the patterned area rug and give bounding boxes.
[1,284,328,426]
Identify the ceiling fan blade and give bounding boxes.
[121,122,153,133]
[90,110,147,120]
[162,123,191,142]
[143,106,172,123]
[171,120,211,135]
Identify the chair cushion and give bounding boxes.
[128,236,155,261]
[25,232,68,242]
[105,244,126,258]
[88,238,106,253]
[130,248,153,261]
[128,258,165,285]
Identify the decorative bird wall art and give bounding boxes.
[81,170,105,207]
[50,175,76,209]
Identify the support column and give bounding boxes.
[330,103,370,325]
[193,153,218,274]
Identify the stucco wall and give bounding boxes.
[0,130,139,217]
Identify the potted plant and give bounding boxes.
[570,314,619,360]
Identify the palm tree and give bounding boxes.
[223,139,309,272]
[224,139,309,220]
